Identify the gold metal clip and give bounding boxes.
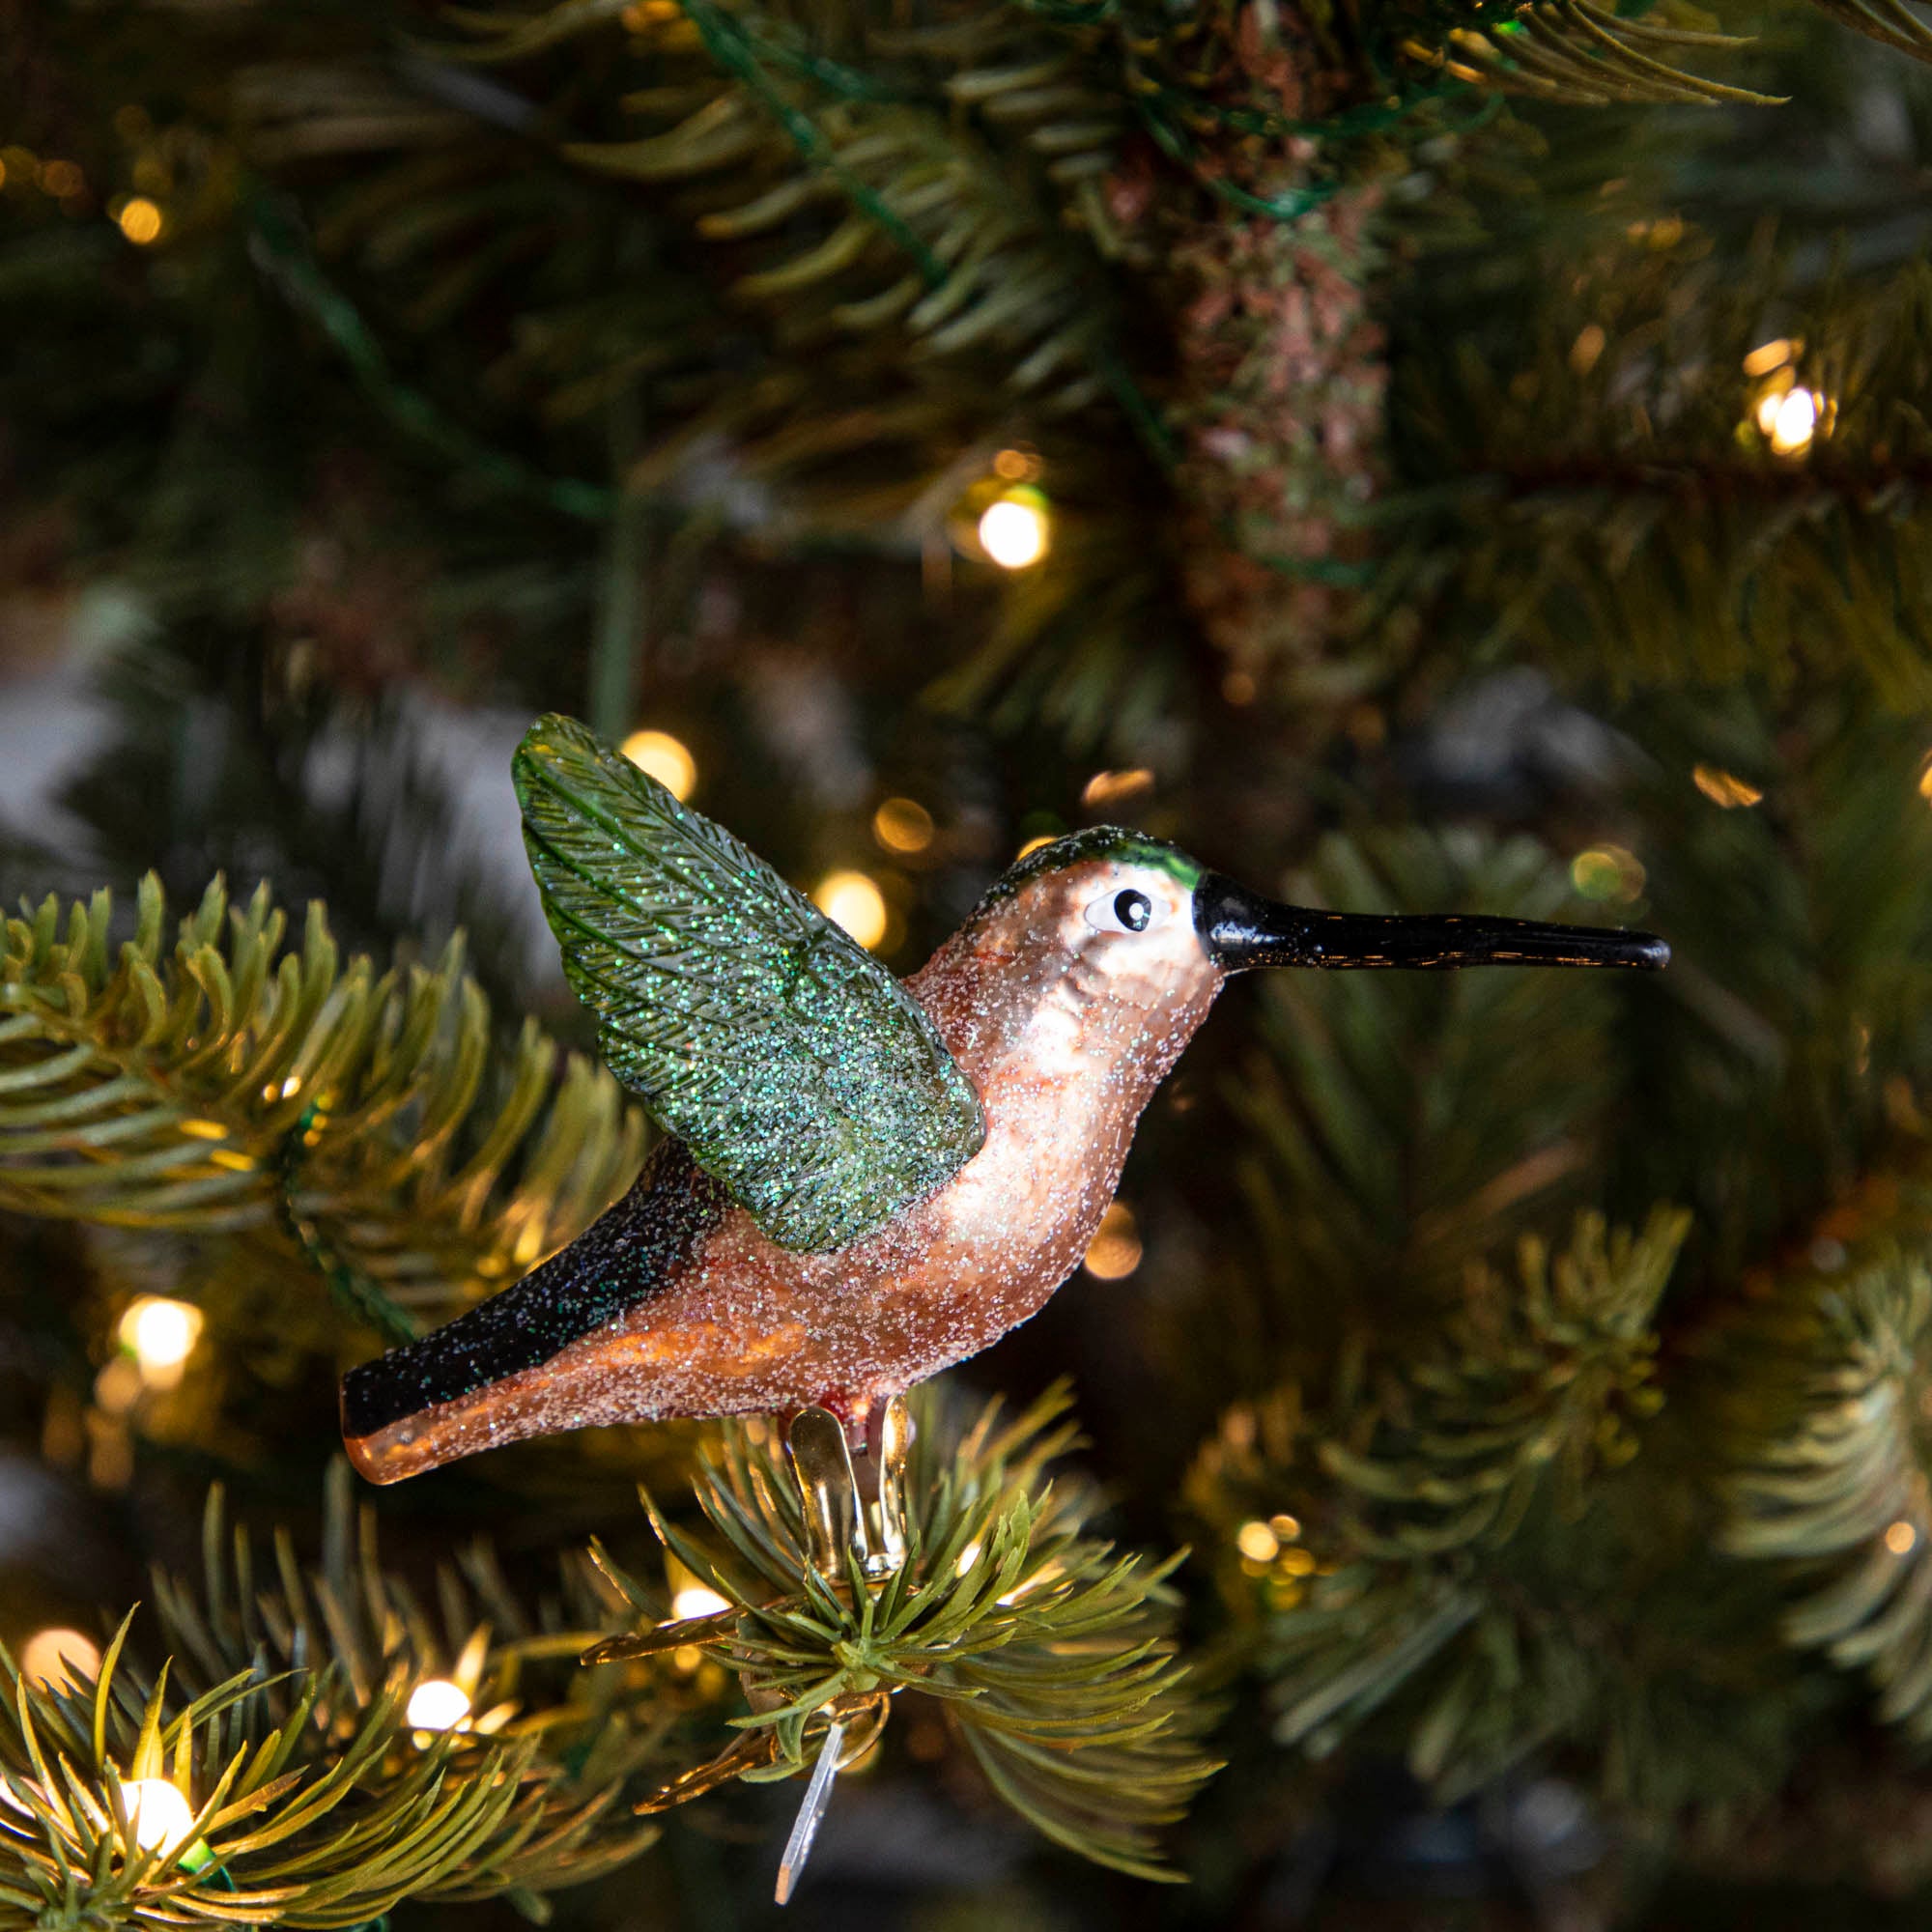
[785,1407,867,1579]
[867,1394,913,1580]
[784,1396,914,1587]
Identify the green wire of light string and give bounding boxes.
[679,0,948,286]
[244,185,616,525]
[677,0,1177,471]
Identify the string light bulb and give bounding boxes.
[670,1584,731,1621]
[1236,1520,1280,1563]
[20,1628,100,1690]
[620,728,696,801]
[118,1296,202,1386]
[119,1778,195,1856]
[1764,386,1822,457]
[1747,358,1833,460]
[406,1679,472,1733]
[812,871,888,950]
[978,490,1050,570]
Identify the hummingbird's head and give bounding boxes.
[980,827,1669,984]
[959,830,1218,1078]
[946,826,1664,1154]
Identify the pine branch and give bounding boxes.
[1221,829,1637,1349]
[0,874,646,1331]
[1608,694,1932,1287]
[55,658,554,1025]
[1792,0,1932,66]
[1187,1209,1691,1796]
[1387,249,1932,702]
[518,0,1132,423]
[1723,1258,1932,1739]
[589,1383,1221,1880]
[1399,0,1778,107]
[0,1466,689,1931]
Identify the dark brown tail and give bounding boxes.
[341,1140,725,1482]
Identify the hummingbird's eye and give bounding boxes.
[1087,888,1158,935]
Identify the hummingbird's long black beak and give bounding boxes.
[1193,874,1669,974]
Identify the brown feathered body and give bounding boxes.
[343,856,1223,1483]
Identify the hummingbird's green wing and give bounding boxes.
[514,714,986,1253]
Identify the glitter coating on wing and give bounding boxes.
[514,713,986,1254]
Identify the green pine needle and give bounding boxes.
[1189,1208,1688,1793]
[593,1383,1222,1881]
[0,874,646,1333]
[1725,1260,1932,1739]
[0,1467,687,1931]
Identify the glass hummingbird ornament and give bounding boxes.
[340,714,1667,1482]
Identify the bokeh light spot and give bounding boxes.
[621,728,696,801]
[1083,1202,1142,1280]
[813,871,888,950]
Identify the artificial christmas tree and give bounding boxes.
[5,0,1932,1921]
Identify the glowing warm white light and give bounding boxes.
[1767,386,1820,457]
[670,1585,731,1621]
[119,1297,202,1379]
[813,871,888,950]
[1083,1203,1142,1280]
[1886,1520,1918,1556]
[1236,1520,1280,1564]
[20,1628,100,1690]
[621,729,696,801]
[1691,764,1763,810]
[954,1540,983,1577]
[872,798,934,855]
[1268,1514,1301,1541]
[120,1778,194,1855]
[117,196,162,244]
[406,1679,472,1732]
[978,496,1049,570]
